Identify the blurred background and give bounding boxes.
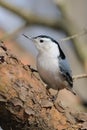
[0,0,87,111]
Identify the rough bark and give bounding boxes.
[0,41,87,130]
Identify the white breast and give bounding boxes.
[37,54,59,74]
[36,54,63,90]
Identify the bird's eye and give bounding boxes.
[40,39,44,43]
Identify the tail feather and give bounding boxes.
[67,88,76,95]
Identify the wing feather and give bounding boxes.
[59,57,73,87]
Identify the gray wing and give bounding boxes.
[59,58,73,87]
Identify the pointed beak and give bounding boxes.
[22,34,34,41]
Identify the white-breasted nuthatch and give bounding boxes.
[23,34,76,96]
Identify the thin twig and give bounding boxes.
[73,74,87,80]
[60,29,87,42]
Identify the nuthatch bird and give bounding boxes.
[23,34,76,97]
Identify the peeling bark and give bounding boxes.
[0,42,86,130]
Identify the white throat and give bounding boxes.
[39,45,60,58]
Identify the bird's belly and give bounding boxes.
[37,58,65,90]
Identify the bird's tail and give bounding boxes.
[67,88,76,95]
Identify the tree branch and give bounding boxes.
[0,0,65,30]
[60,29,87,42]
[73,74,87,80]
[0,41,86,130]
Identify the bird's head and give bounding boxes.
[23,34,65,59]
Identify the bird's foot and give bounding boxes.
[47,95,56,102]
[46,90,58,102]
[49,94,58,102]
